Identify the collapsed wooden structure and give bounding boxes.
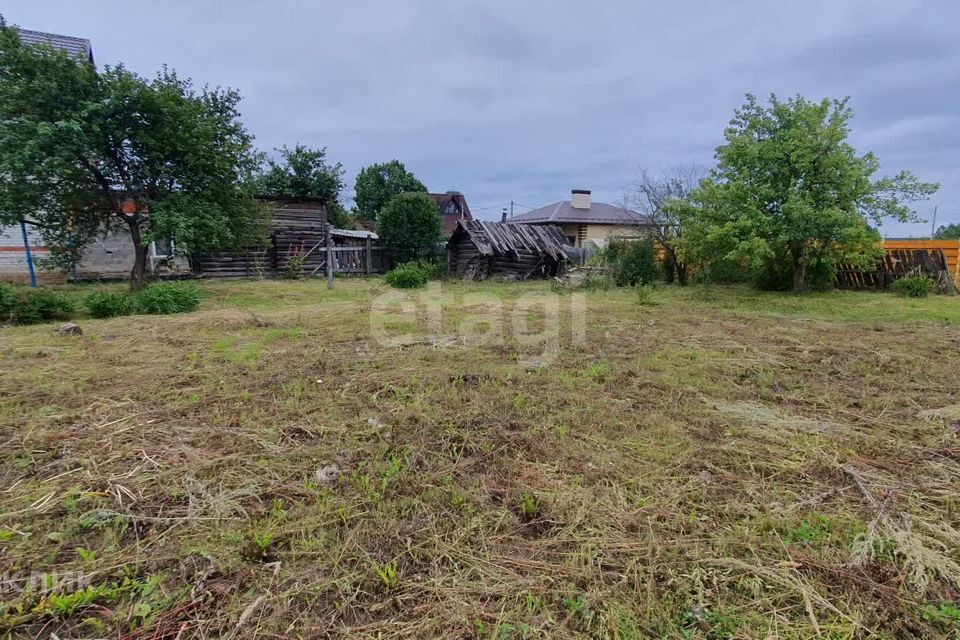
[836,247,957,291]
[447,220,574,280]
[198,199,390,278]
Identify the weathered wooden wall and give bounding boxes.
[199,200,390,278]
[447,221,570,280]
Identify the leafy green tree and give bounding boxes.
[0,18,265,289]
[354,160,427,221]
[252,144,353,228]
[681,94,938,292]
[934,223,960,240]
[376,193,443,264]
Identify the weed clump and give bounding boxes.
[635,283,659,306]
[134,281,201,314]
[892,275,934,298]
[85,291,137,318]
[384,262,431,289]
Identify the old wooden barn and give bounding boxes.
[447,220,574,280]
[198,198,390,278]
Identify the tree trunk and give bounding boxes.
[677,263,688,286]
[128,222,150,291]
[792,250,807,294]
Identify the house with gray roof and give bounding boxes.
[15,27,94,64]
[509,189,654,248]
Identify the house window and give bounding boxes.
[150,238,174,259]
[576,225,588,247]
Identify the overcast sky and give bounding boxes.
[3,1,957,235]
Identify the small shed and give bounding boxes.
[447,220,573,280]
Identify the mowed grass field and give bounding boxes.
[1,278,959,639]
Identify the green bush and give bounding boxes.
[1,286,76,325]
[0,282,14,322]
[595,239,659,286]
[377,193,444,264]
[134,281,201,314]
[753,256,834,292]
[384,263,429,289]
[892,275,934,298]
[85,291,137,318]
[417,260,445,281]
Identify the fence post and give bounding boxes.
[365,237,373,275]
[325,225,334,289]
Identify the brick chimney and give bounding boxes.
[571,189,591,210]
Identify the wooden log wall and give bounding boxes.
[448,237,559,280]
[198,200,391,278]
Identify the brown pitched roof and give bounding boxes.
[429,192,473,236]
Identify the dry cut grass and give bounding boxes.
[1,279,959,639]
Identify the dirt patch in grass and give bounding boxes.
[1,279,958,638]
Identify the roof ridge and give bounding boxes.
[16,27,90,42]
[549,202,563,222]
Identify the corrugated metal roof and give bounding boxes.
[15,28,94,64]
[449,220,574,261]
[510,200,650,226]
[331,228,378,240]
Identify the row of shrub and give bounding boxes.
[591,240,944,298]
[0,281,202,325]
[86,281,202,318]
[0,284,75,325]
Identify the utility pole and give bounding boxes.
[930,205,938,240]
[510,200,514,219]
[19,218,37,288]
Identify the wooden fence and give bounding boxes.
[836,248,953,290]
[199,229,391,279]
[882,239,960,285]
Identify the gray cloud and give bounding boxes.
[2,0,955,233]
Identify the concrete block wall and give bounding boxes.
[0,224,52,283]
[0,224,189,282]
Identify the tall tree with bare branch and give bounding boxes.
[625,165,704,285]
